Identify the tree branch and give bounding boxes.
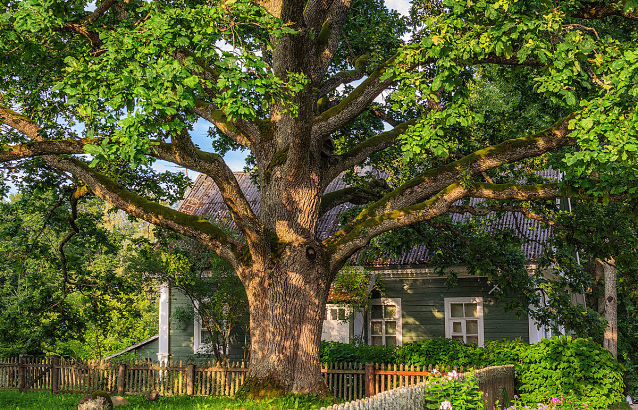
[311,0,353,83]
[318,54,370,98]
[48,156,244,268]
[319,181,388,216]
[322,119,415,186]
[312,52,545,142]
[0,139,94,162]
[312,55,396,141]
[1,106,245,268]
[344,115,576,221]
[325,182,562,272]
[151,140,265,256]
[304,0,336,32]
[191,102,258,149]
[84,0,118,24]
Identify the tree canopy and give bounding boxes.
[1,0,638,394]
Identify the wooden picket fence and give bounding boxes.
[0,356,469,400]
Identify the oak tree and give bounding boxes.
[2,0,638,394]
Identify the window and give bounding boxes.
[322,304,350,343]
[193,301,228,355]
[444,297,484,346]
[368,298,402,346]
[326,305,348,321]
[193,314,214,354]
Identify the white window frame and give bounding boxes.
[368,298,402,346]
[193,301,228,355]
[444,297,484,347]
[325,304,350,322]
[322,304,351,343]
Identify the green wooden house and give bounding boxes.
[108,171,560,362]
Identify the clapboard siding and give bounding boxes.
[379,276,529,343]
[169,289,248,361]
[133,339,159,359]
[170,289,196,358]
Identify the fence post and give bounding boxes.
[18,355,26,392]
[50,356,60,393]
[365,363,375,397]
[186,364,195,396]
[117,363,127,395]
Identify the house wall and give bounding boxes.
[131,339,159,360]
[169,288,196,359]
[378,275,529,343]
[170,288,248,361]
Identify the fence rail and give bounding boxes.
[0,357,470,400]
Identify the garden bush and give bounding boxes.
[321,337,625,407]
[424,371,484,410]
[395,337,481,368]
[517,336,624,409]
[320,340,395,364]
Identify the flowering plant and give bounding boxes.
[424,370,483,410]
[505,394,592,410]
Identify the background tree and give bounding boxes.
[0,187,157,359]
[1,0,638,395]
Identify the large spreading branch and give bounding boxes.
[0,139,94,162]
[312,57,395,141]
[325,182,561,271]
[319,178,389,216]
[48,156,244,268]
[344,114,576,222]
[0,106,246,269]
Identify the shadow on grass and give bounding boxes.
[0,390,338,410]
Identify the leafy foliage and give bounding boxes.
[0,188,156,359]
[321,339,396,364]
[322,337,624,407]
[517,337,624,409]
[424,372,484,410]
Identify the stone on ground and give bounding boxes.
[110,396,129,406]
[77,390,113,410]
[144,390,160,401]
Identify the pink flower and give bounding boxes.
[551,397,560,404]
[440,401,453,410]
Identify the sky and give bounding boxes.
[154,0,412,177]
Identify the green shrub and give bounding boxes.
[320,340,396,364]
[423,372,484,410]
[517,336,624,408]
[395,338,481,368]
[322,337,625,408]
[480,339,528,367]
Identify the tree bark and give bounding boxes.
[600,258,618,357]
[242,245,332,395]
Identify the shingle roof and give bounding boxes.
[178,170,559,265]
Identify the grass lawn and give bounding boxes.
[0,390,337,409]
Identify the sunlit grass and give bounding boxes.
[0,390,337,409]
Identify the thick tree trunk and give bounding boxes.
[242,245,332,396]
[601,258,618,358]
